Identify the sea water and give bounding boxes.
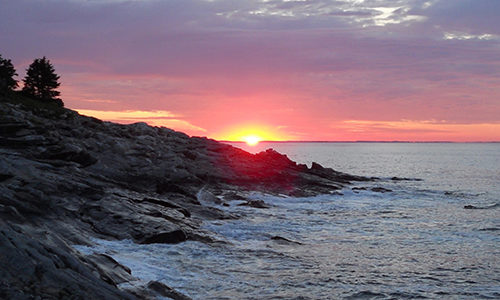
[75,143,500,299]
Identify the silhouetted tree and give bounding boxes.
[0,54,18,95]
[23,57,63,106]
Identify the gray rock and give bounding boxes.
[84,253,134,286]
[197,188,223,205]
[237,199,270,209]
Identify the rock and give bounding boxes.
[391,176,422,181]
[156,181,193,197]
[0,135,46,148]
[146,281,192,300]
[38,145,97,167]
[370,187,393,193]
[139,229,188,244]
[310,162,324,171]
[222,192,247,201]
[140,197,191,217]
[0,121,30,137]
[0,221,135,300]
[0,173,14,182]
[478,227,500,231]
[84,254,133,286]
[0,98,371,299]
[352,187,367,191]
[237,199,270,209]
[270,235,303,245]
[197,188,223,205]
[464,203,499,210]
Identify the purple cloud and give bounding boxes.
[1,0,499,139]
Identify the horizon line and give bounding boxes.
[218,140,500,144]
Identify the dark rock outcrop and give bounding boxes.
[84,253,134,286]
[139,230,188,244]
[237,199,270,209]
[144,281,192,300]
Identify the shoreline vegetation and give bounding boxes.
[0,94,373,299]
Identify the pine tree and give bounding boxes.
[23,57,62,104]
[0,54,18,95]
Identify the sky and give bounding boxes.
[1,0,500,141]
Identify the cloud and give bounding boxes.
[336,119,500,141]
[75,109,207,134]
[1,0,499,140]
[443,32,499,41]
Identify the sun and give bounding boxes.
[215,124,290,144]
[243,135,261,146]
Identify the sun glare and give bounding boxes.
[215,124,292,144]
[243,135,261,146]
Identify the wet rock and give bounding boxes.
[370,187,393,193]
[84,254,133,286]
[391,176,422,181]
[139,229,188,244]
[464,203,499,210]
[307,161,369,184]
[146,281,192,300]
[352,187,367,191]
[237,199,270,209]
[270,235,303,245]
[222,191,247,201]
[310,162,324,171]
[140,197,191,217]
[478,227,500,231]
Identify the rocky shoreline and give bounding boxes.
[0,97,371,299]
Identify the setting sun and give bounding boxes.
[214,124,293,143]
[243,135,261,146]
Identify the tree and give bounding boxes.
[0,54,18,95]
[23,56,62,105]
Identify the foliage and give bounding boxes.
[22,57,63,106]
[0,91,68,118]
[0,54,18,95]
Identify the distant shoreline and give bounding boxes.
[221,140,500,144]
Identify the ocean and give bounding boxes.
[75,142,500,299]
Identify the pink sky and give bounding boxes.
[2,0,500,141]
